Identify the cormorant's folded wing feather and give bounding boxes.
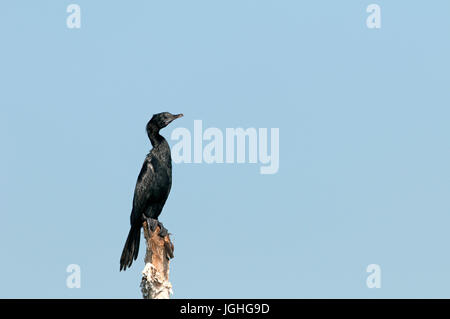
[130,156,155,225]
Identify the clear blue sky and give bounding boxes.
[1,1,450,298]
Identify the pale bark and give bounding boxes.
[140,220,174,299]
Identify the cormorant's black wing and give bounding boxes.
[130,155,155,225]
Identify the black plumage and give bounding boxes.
[120,112,183,271]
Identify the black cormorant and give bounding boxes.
[120,112,183,271]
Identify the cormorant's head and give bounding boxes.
[147,112,183,132]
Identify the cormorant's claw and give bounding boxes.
[147,218,158,232]
[158,222,169,237]
[146,218,169,237]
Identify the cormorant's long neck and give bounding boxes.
[148,129,164,148]
[148,125,171,157]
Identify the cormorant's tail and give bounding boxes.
[120,223,141,271]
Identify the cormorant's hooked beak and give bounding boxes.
[165,113,183,126]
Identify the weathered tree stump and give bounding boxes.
[140,220,174,299]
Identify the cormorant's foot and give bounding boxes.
[146,218,169,237]
[147,218,159,232]
[157,221,169,237]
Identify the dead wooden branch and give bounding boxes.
[140,220,174,299]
